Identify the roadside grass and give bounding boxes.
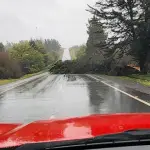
[0,72,44,86]
[0,79,17,86]
[119,74,150,86]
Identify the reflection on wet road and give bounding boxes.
[0,74,150,123]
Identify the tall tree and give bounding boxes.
[132,0,150,73]
[88,0,150,73]
[86,16,107,66]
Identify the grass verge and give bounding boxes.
[0,72,43,86]
[119,74,150,86]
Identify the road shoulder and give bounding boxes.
[0,72,48,94]
[93,74,150,95]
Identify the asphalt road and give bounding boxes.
[0,74,150,123]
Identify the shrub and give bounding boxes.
[0,52,22,79]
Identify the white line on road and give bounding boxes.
[87,74,150,107]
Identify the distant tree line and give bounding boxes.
[69,45,86,60]
[0,39,62,79]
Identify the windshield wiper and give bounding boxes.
[16,129,150,150]
[90,129,150,142]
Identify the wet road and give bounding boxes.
[0,74,150,123]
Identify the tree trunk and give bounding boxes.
[140,64,148,74]
[139,54,149,74]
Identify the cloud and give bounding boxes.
[0,0,96,47]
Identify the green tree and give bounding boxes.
[0,52,22,79]
[132,0,150,73]
[29,39,46,54]
[22,50,45,73]
[76,45,86,59]
[10,41,45,74]
[86,16,107,68]
[44,39,61,52]
[69,45,86,60]
[0,42,5,52]
[88,0,150,73]
[69,45,80,60]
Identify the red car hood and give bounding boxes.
[1,113,150,148]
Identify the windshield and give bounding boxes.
[0,0,150,149]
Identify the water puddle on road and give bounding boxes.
[0,74,150,123]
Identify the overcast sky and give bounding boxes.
[0,0,96,48]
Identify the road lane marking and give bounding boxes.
[87,74,150,107]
